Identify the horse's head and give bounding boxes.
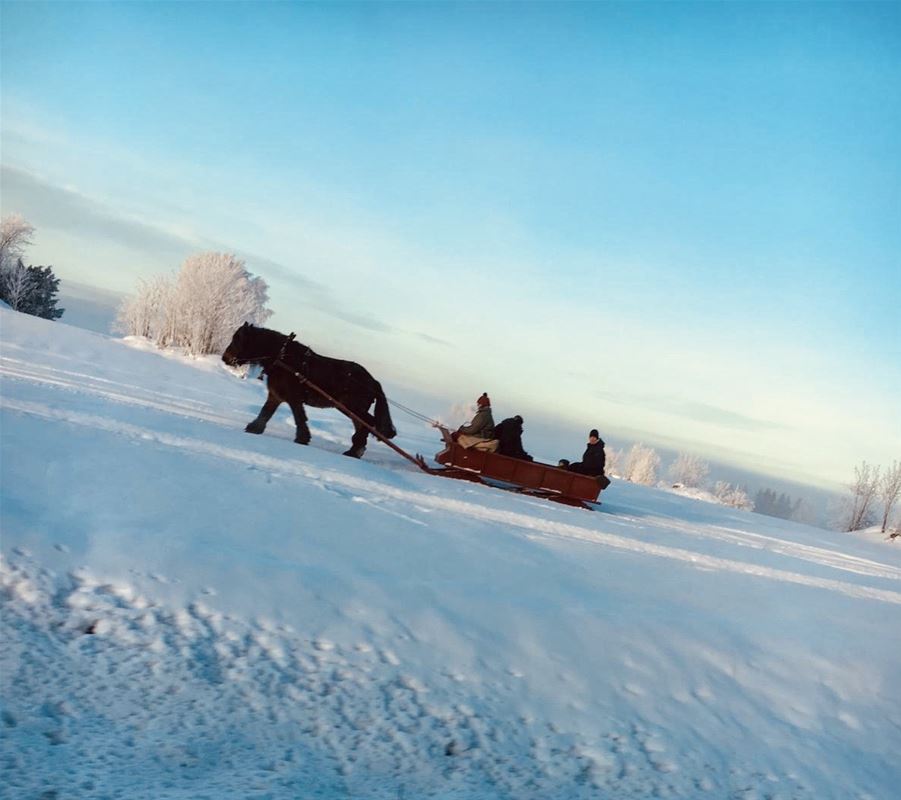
[222,321,254,367]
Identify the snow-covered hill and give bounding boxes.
[2,307,899,800]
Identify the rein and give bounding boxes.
[260,333,431,470]
[229,327,442,471]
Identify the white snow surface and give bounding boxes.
[2,307,899,799]
[853,525,901,548]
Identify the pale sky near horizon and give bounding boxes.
[1,1,899,489]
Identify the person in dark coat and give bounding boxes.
[493,415,533,461]
[566,429,606,477]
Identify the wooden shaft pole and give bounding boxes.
[288,368,433,472]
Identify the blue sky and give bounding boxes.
[1,1,899,487]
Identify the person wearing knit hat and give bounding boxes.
[453,392,498,452]
[564,428,607,479]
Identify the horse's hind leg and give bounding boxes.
[343,421,369,458]
[246,392,281,434]
[288,401,311,445]
[343,409,374,458]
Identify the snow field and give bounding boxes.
[2,308,900,799]
[8,549,886,800]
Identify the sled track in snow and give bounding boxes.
[602,513,901,582]
[4,395,901,606]
[0,355,248,429]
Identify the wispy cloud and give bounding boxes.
[415,331,453,347]
[232,251,324,296]
[324,307,395,334]
[1,164,328,297]
[595,390,788,433]
[1,164,194,259]
[56,280,125,304]
[1,163,452,347]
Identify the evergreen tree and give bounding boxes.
[754,488,803,521]
[19,265,65,320]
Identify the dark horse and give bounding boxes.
[222,323,396,458]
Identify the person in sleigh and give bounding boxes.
[452,392,499,452]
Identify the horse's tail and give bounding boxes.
[373,382,397,439]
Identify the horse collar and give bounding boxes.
[277,332,297,360]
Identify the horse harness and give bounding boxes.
[268,332,313,385]
[229,327,435,470]
[234,331,312,383]
[249,332,393,448]
[240,332,361,397]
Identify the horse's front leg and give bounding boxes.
[288,401,311,445]
[246,391,281,434]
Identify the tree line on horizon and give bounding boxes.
[604,447,754,511]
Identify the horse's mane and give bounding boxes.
[243,325,314,361]
[245,324,286,341]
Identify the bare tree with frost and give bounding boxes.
[713,481,753,510]
[116,252,272,355]
[115,275,170,339]
[624,444,660,485]
[605,447,622,478]
[170,252,272,355]
[843,461,881,532]
[0,215,37,311]
[1,258,35,311]
[878,460,901,535]
[667,452,710,488]
[0,214,34,270]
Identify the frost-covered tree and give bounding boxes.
[0,258,34,310]
[878,460,901,535]
[115,275,173,340]
[116,252,272,355]
[667,452,709,488]
[0,214,34,270]
[843,461,881,532]
[605,447,622,478]
[713,481,753,511]
[624,444,660,485]
[170,252,272,355]
[1,214,36,311]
